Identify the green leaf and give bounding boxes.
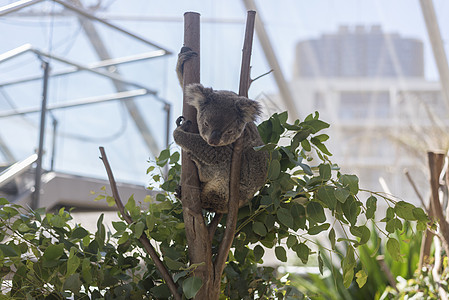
[314,134,329,142]
[318,251,324,275]
[183,276,203,299]
[164,256,184,270]
[0,198,9,205]
[157,149,170,167]
[306,201,326,223]
[146,216,156,231]
[81,258,92,284]
[278,111,288,124]
[252,222,267,237]
[151,285,171,299]
[417,220,427,231]
[134,221,145,238]
[356,270,368,288]
[170,151,180,164]
[253,245,264,262]
[292,130,310,149]
[43,244,64,261]
[413,207,429,222]
[0,244,18,257]
[71,227,89,239]
[395,201,417,220]
[366,196,377,219]
[67,249,81,276]
[329,228,336,250]
[112,221,127,233]
[387,237,403,262]
[301,119,330,134]
[277,208,294,228]
[301,139,311,152]
[316,186,337,210]
[342,196,360,225]
[118,232,130,245]
[308,223,330,235]
[291,203,306,230]
[319,164,332,181]
[350,225,370,245]
[339,174,359,194]
[294,243,310,264]
[334,187,350,203]
[253,143,277,152]
[342,246,356,288]
[286,235,298,248]
[275,246,287,262]
[268,159,281,180]
[311,137,332,156]
[63,273,82,295]
[385,218,402,233]
[174,270,189,283]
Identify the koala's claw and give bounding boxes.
[176,116,192,131]
[179,47,198,61]
[176,116,185,127]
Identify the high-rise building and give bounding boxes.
[289,25,447,207]
[294,25,424,78]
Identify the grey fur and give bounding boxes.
[174,48,268,213]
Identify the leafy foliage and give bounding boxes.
[0,111,431,299]
[290,222,423,300]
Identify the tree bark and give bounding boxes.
[427,151,449,256]
[180,12,215,299]
[179,11,257,300]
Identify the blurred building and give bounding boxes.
[294,25,424,78]
[290,25,448,206]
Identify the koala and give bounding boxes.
[173,48,268,213]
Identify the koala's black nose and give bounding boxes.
[208,130,221,145]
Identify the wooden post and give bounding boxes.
[180,11,257,299]
[180,12,214,299]
[427,151,449,255]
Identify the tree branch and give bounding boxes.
[213,10,256,286]
[427,151,449,256]
[99,146,181,300]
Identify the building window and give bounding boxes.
[339,91,390,119]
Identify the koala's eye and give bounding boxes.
[204,122,209,128]
[226,129,234,135]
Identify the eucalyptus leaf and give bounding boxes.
[182,276,203,299]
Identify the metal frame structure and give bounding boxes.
[0,44,159,94]
[0,0,175,208]
[0,50,167,88]
[0,0,172,55]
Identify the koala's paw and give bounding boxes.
[178,47,198,65]
[176,116,192,131]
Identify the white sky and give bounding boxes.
[0,0,448,185]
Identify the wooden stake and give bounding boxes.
[180,12,214,299]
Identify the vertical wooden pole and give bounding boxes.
[427,151,449,255]
[180,12,213,299]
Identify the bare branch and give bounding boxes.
[214,10,256,286]
[99,146,181,300]
[251,69,273,84]
[404,169,428,211]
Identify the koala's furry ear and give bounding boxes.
[185,83,213,109]
[236,98,262,123]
